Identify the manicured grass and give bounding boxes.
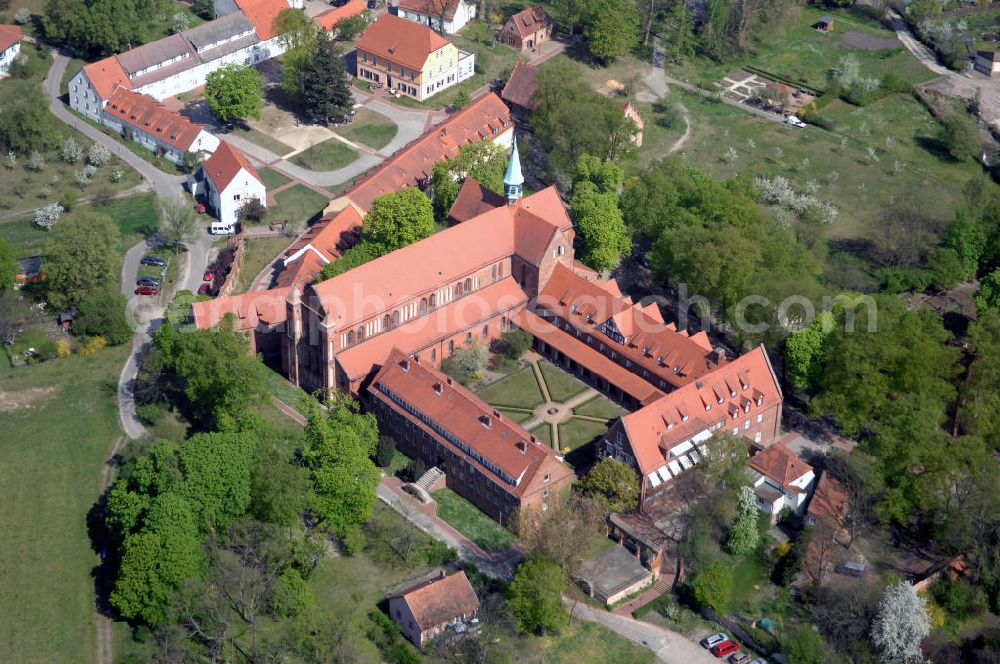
[529,422,553,446]
[267,184,330,227]
[256,167,291,189]
[433,487,517,552]
[334,107,398,150]
[475,366,545,410]
[498,407,534,424]
[262,364,312,416]
[228,125,295,157]
[538,360,589,402]
[0,345,131,664]
[0,193,160,256]
[573,394,628,420]
[290,138,359,170]
[728,555,772,613]
[233,236,290,294]
[557,417,611,468]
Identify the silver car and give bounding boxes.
[700,633,729,649]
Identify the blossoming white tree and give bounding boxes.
[871,580,930,663]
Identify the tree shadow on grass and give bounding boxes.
[915,134,958,163]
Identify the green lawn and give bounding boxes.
[233,236,289,294]
[500,619,656,664]
[432,487,517,552]
[728,555,772,614]
[529,422,553,446]
[60,55,89,96]
[0,192,160,256]
[498,407,534,424]
[256,167,291,189]
[573,394,628,420]
[475,366,545,410]
[290,138,359,170]
[0,345,131,664]
[334,107,398,150]
[557,418,611,468]
[262,364,312,416]
[538,360,590,402]
[227,125,294,158]
[267,184,330,227]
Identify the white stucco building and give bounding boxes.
[102,88,220,165]
[192,141,266,225]
[750,442,815,522]
[0,24,22,73]
[395,0,477,35]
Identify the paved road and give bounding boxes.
[566,600,721,664]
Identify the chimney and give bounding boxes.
[446,376,453,385]
[433,382,443,395]
[492,409,501,419]
[516,441,527,454]
[712,347,726,364]
[530,435,537,444]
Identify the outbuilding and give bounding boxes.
[388,571,479,648]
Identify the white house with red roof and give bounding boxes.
[194,141,266,225]
[749,441,815,521]
[395,0,477,35]
[102,88,219,165]
[0,24,22,73]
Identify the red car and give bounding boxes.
[195,203,206,214]
[203,269,215,282]
[135,285,159,296]
[197,283,213,296]
[711,641,740,658]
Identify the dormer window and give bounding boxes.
[673,366,680,374]
[744,403,751,413]
[704,404,711,412]
[480,415,492,429]
[433,382,443,395]
[756,396,763,406]
[717,396,724,404]
[730,389,737,397]
[681,414,689,422]
[657,355,663,364]
[571,304,577,313]
[587,314,594,322]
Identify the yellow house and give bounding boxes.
[356,14,475,101]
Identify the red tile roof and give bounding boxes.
[515,309,664,405]
[357,13,450,71]
[394,571,480,630]
[336,277,528,380]
[276,207,364,288]
[192,287,291,330]
[316,0,367,31]
[346,93,513,212]
[397,0,462,20]
[370,348,575,492]
[750,442,813,488]
[621,345,783,476]
[0,24,22,52]
[537,262,717,392]
[82,57,133,100]
[500,60,538,110]
[505,5,550,38]
[105,88,206,151]
[448,177,505,224]
[807,472,849,526]
[203,140,261,192]
[235,0,290,40]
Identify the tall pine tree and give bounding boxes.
[301,38,353,125]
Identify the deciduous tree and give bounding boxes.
[509,557,569,634]
[583,0,639,63]
[205,64,264,126]
[870,581,931,664]
[0,237,16,292]
[76,289,134,345]
[570,154,630,271]
[44,211,120,309]
[578,458,638,512]
[160,200,199,252]
[725,485,760,555]
[690,559,732,613]
[362,188,435,256]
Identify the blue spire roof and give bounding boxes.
[504,139,524,188]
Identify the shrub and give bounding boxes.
[77,336,108,356]
[932,577,988,619]
[76,291,134,345]
[343,526,366,556]
[60,191,78,211]
[404,458,427,482]
[56,339,72,358]
[136,402,168,425]
[269,568,311,617]
[375,435,396,468]
[60,137,83,163]
[34,202,64,230]
[27,151,45,171]
[690,560,733,613]
[239,197,266,223]
[424,539,458,565]
[497,329,533,361]
[87,142,112,167]
[14,7,30,24]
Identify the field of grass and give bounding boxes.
[290,138,359,170]
[558,417,610,468]
[475,366,545,409]
[256,167,291,189]
[529,422,553,446]
[0,192,160,256]
[233,236,290,294]
[498,407,534,423]
[262,365,312,416]
[433,487,517,552]
[538,360,589,402]
[0,345,131,664]
[334,107,398,150]
[573,394,628,420]
[228,125,294,158]
[501,619,656,664]
[267,184,330,227]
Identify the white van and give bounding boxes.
[210,221,238,235]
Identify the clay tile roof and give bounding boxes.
[235,0,291,40]
[447,177,505,224]
[0,24,22,52]
[345,93,512,212]
[105,88,206,151]
[316,0,367,31]
[394,571,479,630]
[357,13,450,71]
[82,56,133,100]
[500,60,539,110]
[397,0,461,20]
[203,140,261,191]
[621,345,783,476]
[277,207,363,287]
[192,287,291,330]
[371,348,574,491]
[750,441,813,487]
[507,5,550,38]
[807,472,849,525]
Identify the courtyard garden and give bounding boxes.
[290,138,359,170]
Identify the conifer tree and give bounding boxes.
[301,38,354,125]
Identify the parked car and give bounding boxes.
[135,285,159,296]
[203,269,216,282]
[197,283,213,296]
[785,114,807,128]
[729,652,752,664]
[195,203,207,214]
[748,659,768,664]
[136,276,161,287]
[701,634,729,649]
[711,641,740,658]
[140,255,166,267]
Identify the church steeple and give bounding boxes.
[504,138,524,206]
